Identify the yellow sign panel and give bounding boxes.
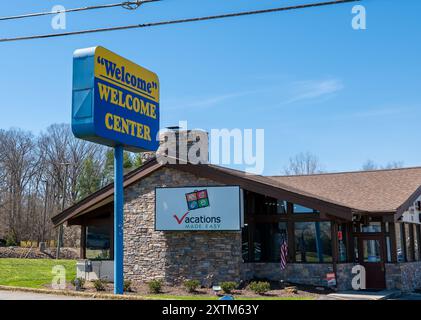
[94,46,159,103]
[72,46,160,152]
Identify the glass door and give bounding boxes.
[358,235,386,290]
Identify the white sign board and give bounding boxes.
[155,186,242,231]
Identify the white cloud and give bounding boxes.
[162,88,262,111]
[282,78,344,105]
[162,77,344,111]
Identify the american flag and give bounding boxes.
[280,237,288,270]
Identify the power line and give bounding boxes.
[0,0,361,43]
[0,0,161,22]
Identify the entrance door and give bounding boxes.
[358,235,386,290]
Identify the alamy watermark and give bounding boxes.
[352,5,366,30]
[51,5,66,30]
[351,264,366,290]
[51,265,66,289]
[156,121,265,175]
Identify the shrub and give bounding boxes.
[124,280,132,292]
[71,277,86,289]
[148,279,163,294]
[5,233,17,247]
[183,279,201,293]
[92,279,106,291]
[248,281,271,295]
[220,281,238,294]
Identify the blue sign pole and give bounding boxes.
[114,145,124,294]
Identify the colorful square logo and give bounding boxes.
[185,189,210,210]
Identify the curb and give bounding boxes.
[325,290,402,301]
[379,291,402,300]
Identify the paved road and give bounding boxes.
[0,290,90,300]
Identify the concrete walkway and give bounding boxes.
[390,293,421,300]
[323,290,401,300]
[0,290,90,300]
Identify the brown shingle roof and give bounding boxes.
[269,167,421,213]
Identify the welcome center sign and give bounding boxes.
[72,46,159,151]
[71,46,159,294]
[155,186,243,231]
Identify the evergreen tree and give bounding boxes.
[123,151,133,170]
[102,149,136,184]
[77,155,101,200]
[133,153,143,168]
[102,149,114,185]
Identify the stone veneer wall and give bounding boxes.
[386,262,421,292]
[336,263,355,291]
[123,167,242,286]
[242,263,334,287]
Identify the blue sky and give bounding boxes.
[0,0,420,175]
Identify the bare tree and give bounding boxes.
[284,152,324,175]
[38,124,105,247]
[384,161,404,169]
[362,159,379,171]
[0,124,107,247]
[361,159,404,171]
[0,129,40,242]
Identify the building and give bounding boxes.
[52,131,421,292]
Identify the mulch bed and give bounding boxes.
[0,247,79,259]
[58,281,331,299]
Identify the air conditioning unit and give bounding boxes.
[76,260,92,273]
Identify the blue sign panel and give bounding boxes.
[72,46,160,152]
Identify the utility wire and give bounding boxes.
[0,0,161,22]
[0,0,361,43]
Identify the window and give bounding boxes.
[86,225,111,260]
[277,200,287,214]
[386,236,392,262]
[293,204,319,214]
[295,222,332,263]
[362,239,381,262]
[338,224,347,262]
[354,237,359,261]
[252,223,287,262]
[360,222,382,233]
[396,224,405,262]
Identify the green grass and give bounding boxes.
[145,294,316,300]
[0,258,76,288]
[0,259,316,300]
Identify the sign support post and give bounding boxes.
[114,145,124,294]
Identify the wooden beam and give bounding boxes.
[287,202,295,262]
[409,224,415,261]
[80,225,86,259]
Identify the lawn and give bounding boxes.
[0,258,76,288]
[0,259,316,300]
